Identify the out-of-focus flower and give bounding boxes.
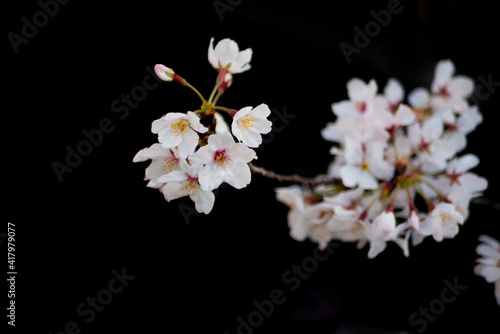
[475,235,500,306]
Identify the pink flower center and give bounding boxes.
[214,150,230,168]
[356,101,367,113]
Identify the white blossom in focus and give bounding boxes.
[188,132,256,191]
[208,37,253,74]
[133,144,182,188]
[158,162,215,214]
[151,111,208,159]
[231,104,273,148]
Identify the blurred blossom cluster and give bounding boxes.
[276,60,487,258]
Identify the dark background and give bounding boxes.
[5,0,500,333]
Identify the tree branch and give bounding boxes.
[249,163,337,186]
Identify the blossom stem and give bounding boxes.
[212,89,224,105]
[248,163,337,186]
[207,83,221,105]
[182,81,206,102]
[213,106,229,112]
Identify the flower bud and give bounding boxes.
[154,64,175,82]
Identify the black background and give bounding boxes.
[5,0,500,333]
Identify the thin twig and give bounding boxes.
[248,163,336,186]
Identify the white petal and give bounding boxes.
[344,137,363,165]
[232,106,253,122]
[158,127,183,148]
[449,76,474,98]
[207,132,234,150]
[239,129,262,148]
[455,154,479,173]
[384,78,404,104]
[479,235,500,250]
[394,104,415,126]
[480,266,500,283]
[230,48,253,73]
[225,163,251,189]
[214,38,239,68]
[215,112,230,134]
[198,166,224,191]
[207,37,218,69]
[477,244,500,260]
[192,189,215,214]
[157,170,188,183]
[358,171,379,190]
[332,101,357,117]
[162,181,188,201]
[340,165,361,188]
[177,129,199,158]
[188,146,213,165]
[408,88,430,108]
[251,103,271,118]
[347,78,367,101]
[432,60,455,91]
[187,111,208,133]
[227,143,257,163]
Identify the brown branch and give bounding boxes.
[248,163,337,186]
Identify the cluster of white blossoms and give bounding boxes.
[134,38,272,214]
[276,60,488,258]
[137,39,498,306]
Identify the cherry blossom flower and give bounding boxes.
[375,78,405,113]
[157,162,215,214]
[361,211,408,258]
[133,144,182,188]
[208,37,253,74]
[188,132,257,191]
[339,137,394,189]
[379,104,416,133]
[332,78,378,119]
[407,114,455,172]
[275,186,327,244]
[441,106,483,152]
[474,235,500,306]
[151,111,208,158]
[419,203,464,242]
[431,60,474,111]
[231,104,273,148]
